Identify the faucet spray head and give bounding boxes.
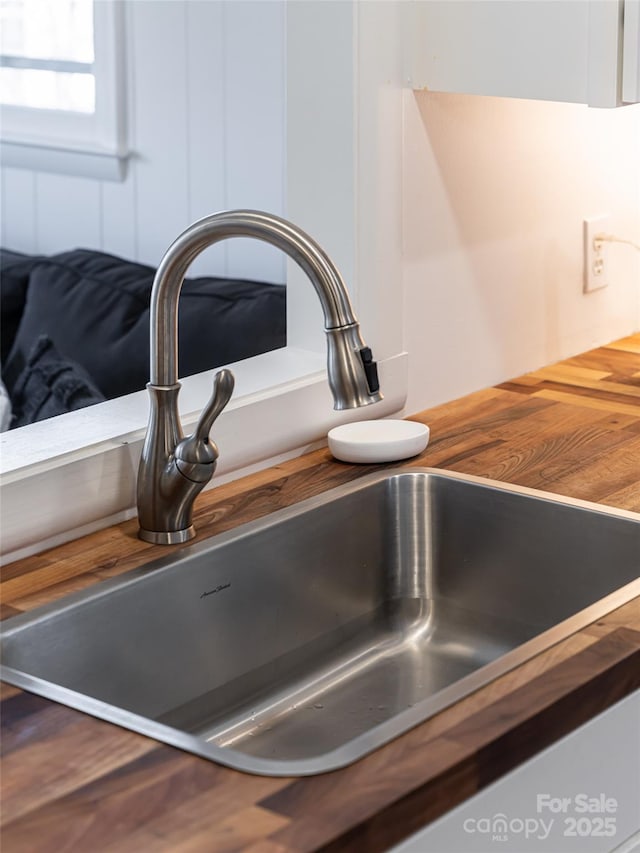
[325,324,383,410]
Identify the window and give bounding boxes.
[1,0,95,112]
[0,0,127,180]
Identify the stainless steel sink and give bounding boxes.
[2,469,639,776]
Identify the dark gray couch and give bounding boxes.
[1,248,286,427]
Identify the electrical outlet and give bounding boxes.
[583,215,611,293]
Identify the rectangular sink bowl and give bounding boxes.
[2,469,639,776]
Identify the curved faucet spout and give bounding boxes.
[138,210,383,544]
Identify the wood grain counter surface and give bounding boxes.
[2,335,639,852]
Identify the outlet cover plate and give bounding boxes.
[583,215,611,293]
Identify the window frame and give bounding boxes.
[0,0,128,181]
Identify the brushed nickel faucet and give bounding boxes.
[137,210,383,544]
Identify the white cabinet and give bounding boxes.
[623,0,640,101]
[404,0,640,107]
[391,691,640,853]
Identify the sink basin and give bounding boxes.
[2,468,639,776]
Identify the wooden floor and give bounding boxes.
[1,335,639,852]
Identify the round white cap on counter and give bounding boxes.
[328,419,430,464]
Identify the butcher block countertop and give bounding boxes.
[2,335,640,852]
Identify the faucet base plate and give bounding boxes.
[138,526,196,545]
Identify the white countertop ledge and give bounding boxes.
[0,347,408,561]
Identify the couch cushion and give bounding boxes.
[0,249,44,363]
[5,249,286,400]
[9,335,106,428]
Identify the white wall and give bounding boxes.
[0,0,286,283]
[402,91,640,416]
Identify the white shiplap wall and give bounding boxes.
[0,0,286,282]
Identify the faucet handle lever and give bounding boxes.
[175,369,235,470]
[194,368,235,446]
